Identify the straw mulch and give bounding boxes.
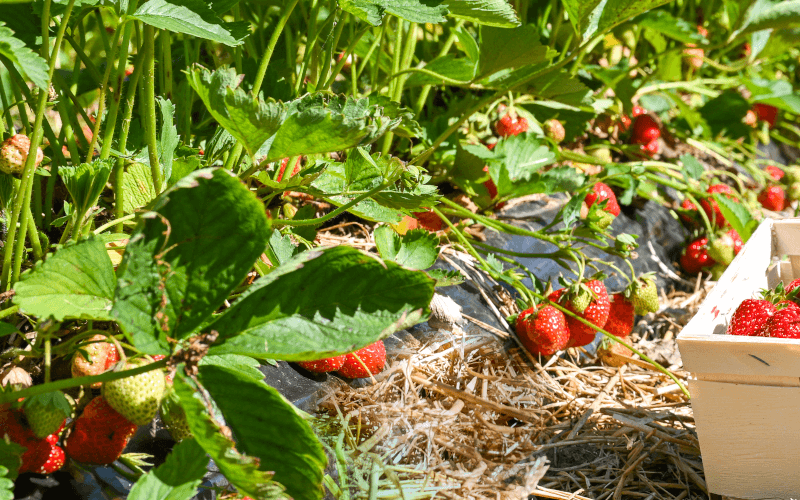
[314,246,715,500]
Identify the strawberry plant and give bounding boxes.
[1,0,800,497]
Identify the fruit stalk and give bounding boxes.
[142,24,164,193]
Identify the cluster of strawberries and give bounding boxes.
[297,340,387,378]
[620,106,660,157]
[1,334,171,475]
[755,163,800,213]
[727,279,800,339]
[679,184,744,277]
[514,274,659,356]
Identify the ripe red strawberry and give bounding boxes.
[680,236,716,274]
[753,103,778,129]
[481,165,505,208]
[71,333,119,388]
[548,280,610,347]
[411,209,443,232]
[679,198,698,225]
[0,134,44,175]
[337,341,386,378]
[786,278,800,295]
[298,355,347,373]
[515,305,569,356]
[700,184,735,227]
[640,139,659,157]
[727,299,775,337]
[584,183,621,217]
[758,185,786,211]
[543,119,565,143]
[728,228,743,255]
[632,105,646,117]
[276,157,302,182]
[765,165,785,181]
[605,294,634,338]
[495,113,528,138]
[0,409,64,474]
[764,302,800,339]
[631,115,660,144]
[64,397,138,464]
[619,114,632,131]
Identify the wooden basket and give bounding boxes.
[677,218,800,499]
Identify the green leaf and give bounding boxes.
[264,229,300,268]
[745,77,800,114]
[426,268,464,287]
[477,25,554,79]
[259,93,414,164]
[186,66,285,160]
[172,372,285,500]
[157,97,178,186]
[169,155,202,187]
[112,169,271,354]
[374,226,439,270]
[14,237,115,321]
[680,154,703,180]
[714,194,755,242]
[382,0,448,23]
[198,364,327,500]
[444,0,520,27]
[123,162,159,214]
[699,90,752,139]
[310,149,438,223]
[635,10,707,44]
[199,354,265,382]
[0,22,48,90]
[0,323,18,338]
[486,133,557,184]
[738,0,800,35]
[404,55,477,86]
[59,159,113,223]
[207,245,434,361]
[131,0,249,46]
[564,0,675,41]
[126,438,207,500]
[0,441,23,482]
[0,466,13,500]
[339,0,384,26]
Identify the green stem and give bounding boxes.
[0,359,169,404]
[86,25,123,161]
[1,0,76,292]
[94,213,136,234]
[0,305,19,320]
[100,19,134,160]
[142,25,163,193]
[26,208,42,261]
[412,20,463,118]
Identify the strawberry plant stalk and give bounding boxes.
[142,24,164,193]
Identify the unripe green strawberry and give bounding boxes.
[103,359,166,426]
[708,233,736,266]
[160,388,192,442]
[22,392,71,439]
[543,119,565,143]
[785,166,800,185]
[589,147,612,164]
[790,182,800,202]
[628,276,659,315]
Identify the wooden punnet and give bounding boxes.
[677,218,800,499]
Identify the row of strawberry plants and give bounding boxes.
[1,0,800,498]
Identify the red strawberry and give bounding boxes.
[64,397,138,465]
[298,355,347,373]
[276,157,302,182]
[548,280,610,348]
[411,209,443,232]
[640,139,659,157]
[515,305,569,356]
[632,105,646,117]
[758,185,786,211]
[71,333,119,388]
[765,165,785,181]
[495,113,528,138]
[684,47,704,69]
[697,25,709,38]
[605,294,634,338]
[764,302,800,339]
[680,236,716,274]
[481,165,505,209]
[786,278,800,295]
[727,299,775,336]
[679,198,698,225]
[728,228,743,255]
[631,115,660,144]
[619,114,632,131]
[337,341,386,379]
[753,103,778,129]
[584,183,621,216]
[0,409,64,474]
[700,184,735,227]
